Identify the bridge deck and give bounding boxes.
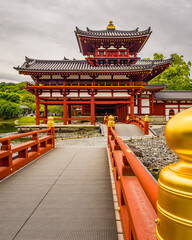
[0,146,117,240]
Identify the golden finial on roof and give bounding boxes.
[107,20,115,30]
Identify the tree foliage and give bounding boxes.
[0,99,22,119]
[149,53,192,90]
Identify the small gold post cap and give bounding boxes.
[47,116,54,128]
[144,115,149,121]
[107,115,115,127]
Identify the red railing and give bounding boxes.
[108,124,157,239]
[0,127,55,180]
[126,115,149,135]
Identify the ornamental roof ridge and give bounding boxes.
[23,57,87,63]
[75,26,152,37]
[137,58,173,66]
[86,27,139,33]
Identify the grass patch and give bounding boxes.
[0,118,17,123]
[18,116,38,125]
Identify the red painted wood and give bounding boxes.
[68,105,71,124]
[110,128,158,211]
[63,95,67,125]
[130,94,134,117]
[0,128,55,180]
[154,103,165,115]
[44,105,47,124]
[108,127,157,239]
[36,95,40,125]
[91,95,95,125]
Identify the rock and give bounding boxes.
[143,160,152,167]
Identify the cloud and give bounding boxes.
[0,0,191,83]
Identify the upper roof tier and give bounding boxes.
[75,21,152,56]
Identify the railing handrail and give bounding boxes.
[110,127,158,211]
[0,129,50,142]
[127,114,149,135]
[0,117,55,180]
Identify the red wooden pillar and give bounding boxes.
[44,104,47,124]
[63,95,67,125]
[116,105,119,122]
[127,103,129,116]
[35,95,40,125]
[151,93,154,114]
[81,105,85,116]
[122,104,125,123]
[178,101,180,112]
[68,105,71,124]
[130,94,134,117]
[91,95,95,125]
[124,104,127,123]
[138,93,142,115]
[121,104,123,122]
[74,107,77,116]
[119,105,121,122]
[125,104,128,122]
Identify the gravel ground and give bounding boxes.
[125,126,179,177]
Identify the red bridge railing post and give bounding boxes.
[144,115,149,135]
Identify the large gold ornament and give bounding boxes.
[156,107,192,239]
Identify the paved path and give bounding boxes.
[102,123,145,137]
[0,146,117,240]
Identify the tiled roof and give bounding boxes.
[154,91,192,100]
[145,84,166,91]
[75,27,152,38]
[14,57,172,72]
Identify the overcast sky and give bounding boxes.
[0,0,191,83]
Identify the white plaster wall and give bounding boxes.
[113,92,129,97]
[52,92,62,97]
[97,75,111,80]
[141,99,149,106]
[113,75,127,80]
[52,75,63,79]
[180,104,192,108]
[80,92,89,97]
[141,108,149,114]
[68,92,78,97]
[96,92,111,97]
[80,75,92,79]
[67,75,79,79]
[39,75,50,79]
[40,92,50,97]
[134,106,138,114]
[165,104,178,108]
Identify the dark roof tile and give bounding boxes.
[75,27,151,38]
[14,57,172,73]
[154,91,192,100]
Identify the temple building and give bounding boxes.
[15,21,178,125]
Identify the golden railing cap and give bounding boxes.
[144,115,149,121]
[165,107,192,156]
[47,116,54,128]
[108,115,115,127]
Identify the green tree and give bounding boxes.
[149,53,192,90]
[0,99,22,119]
